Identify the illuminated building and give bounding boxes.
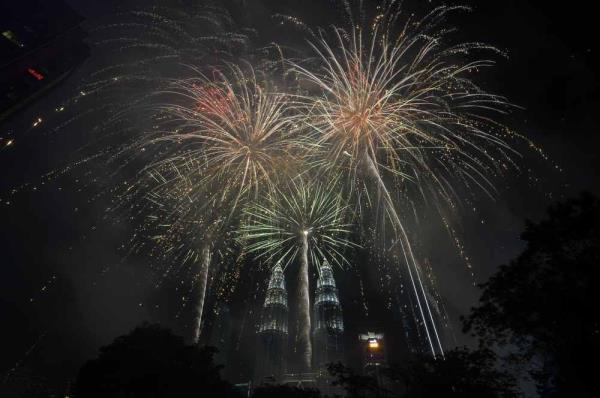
[359,332,386,372]
[0,1,89,121]
[359,332,400,393]
[255,261,347,390]
[312,260,344,371]
[255,263,289,383]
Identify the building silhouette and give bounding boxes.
[359,332,387,389]
[255,261,347,391]
[255,263,289,383]
[312,261,344,371]
[359,332,386,370]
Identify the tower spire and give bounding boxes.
[313,260,344,371]
[256,262,289,383]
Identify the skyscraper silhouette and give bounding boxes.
[255,263,289,382]
[312,261,344,371]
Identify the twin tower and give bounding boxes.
[256,261,344,382]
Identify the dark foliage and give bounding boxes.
[328,362,386,398]
[327,348,517,398]
[464,193,600,397]
[252,384,322,398]
[74,323,236,398]
[389,348,519,398]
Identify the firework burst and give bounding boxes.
[291,3,519,357]
[240,178,354,371]
[152,65,299,210]
[136,64,301,343]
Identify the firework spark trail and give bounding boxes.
[291,2,522,357]
[364,153,443,356]
[298,230,312,370]
[192,243,212,344]
[241,178,354,369]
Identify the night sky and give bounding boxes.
[1,0,599,391]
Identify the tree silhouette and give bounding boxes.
[252,384,322,398]
[327,348,518,398]
[75,323,236,398]
[464,193,600,397]
[390,348,519,398]
[327,362,385,398]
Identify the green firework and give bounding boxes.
[240,178,354,269]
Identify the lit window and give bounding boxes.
[368,338,379,349]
